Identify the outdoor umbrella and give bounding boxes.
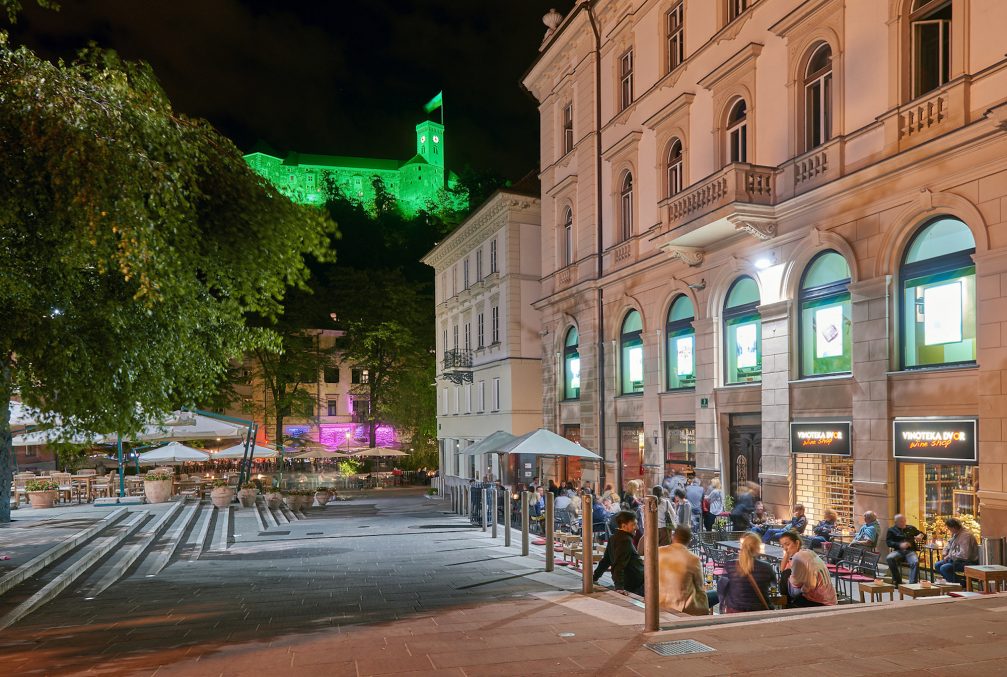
[287,447,358,460]
[113,412,247,443]
[461,431,517,456]
[352,447,409,458]
[498,428,602,460]
[137,442,210,465]
[8,400,45,427]
[214,443,279,460]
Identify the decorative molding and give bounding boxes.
[715,12,754,45]
[985,102,1007,132]
[699,42,763,91]
[918,187,933,211]
[601,130,643,163]
[729,217,777,241]
[643,92,695,130]
[660,245,705,267]
[769,0,838,38]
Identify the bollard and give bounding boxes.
[521,491,530,556]
[545,491,554,572]
[504,491,512,547]
[481,486,487,532]
[582,494,593,594]
[491,487,498,539]
[643,495,660,632]
[464,485,470,516]
[452,486,458,514]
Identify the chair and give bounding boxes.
[824,542,847,572]
[51,472,74,503]
[835,550,880,601]
[76,469,97,477]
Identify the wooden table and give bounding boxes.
[859,581,896,603]
[934,581,962,594]
[964,565,1007,592]
[70,475,93,503]
[717,540,785,560]
[898,583,943,599]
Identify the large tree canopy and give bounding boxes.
[0,34,337,520]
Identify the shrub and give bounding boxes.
[26,479,59,492]
[240,482,257,490]
[144,471,173,482]
[316,486,331,492]
[211,479,230,488]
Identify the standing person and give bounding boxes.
[730,486,755,531]
[850,511,880,550]
[762,504,808,544]
[652,485,677,546]
[672,488,690,531]
[547,479,561,499]
[622,479,645,536]
[685,477,704,533]
[592,511,644,594]
[658,526,711,615]
[704,478,724,531]
[934,517,980,584]
[885,514,924,586]
[778,531,837,607]
[717,533,777,613]
[808,508,839,550]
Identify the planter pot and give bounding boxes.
[144,479,173,504]
[237,488,257,508]
[265,492,283,510]
[27,490,57,509]
[314,491,331,507]
[210,486,234,509]
[283,495,299,511]
[298,495,311,510]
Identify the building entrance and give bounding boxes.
[728,416,762,497]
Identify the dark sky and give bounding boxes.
[10,1,573,180]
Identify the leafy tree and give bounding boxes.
[0,35,336,521]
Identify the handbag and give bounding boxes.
[745,572,771,610]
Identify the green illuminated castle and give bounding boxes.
[244,119,463,215]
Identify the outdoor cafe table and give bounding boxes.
[717,540,785,561]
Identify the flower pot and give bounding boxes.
[283,494,299,511]
[265,492,283,510]
[27,490,57,509]
[210,486,234,509]
[144,479,173,504]
[237,488,257,508]
[313,491,331,507]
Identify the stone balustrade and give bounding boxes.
[662,162,776,232]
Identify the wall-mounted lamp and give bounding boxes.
[687,279,706,291]
[753,252,778,270]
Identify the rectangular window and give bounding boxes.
[492,377,501,411]
[899,462,979,534]
[490,239,498,273]
[563,103,574,154]
[491,306,500,344]
[351,369,363,384]
[477,313,485,348]
[454,387,460,414]
[663,422,697,477]
[725,315,762,384]
[327,399,338,417]
[666,331,696,390]
[902,266,976,368]
[463,258,470,289]
[443,328,448,359]
[912,16,951,98]
[619,422,645,485]
[800,295,852,377]
[441,388,448,415]
[451,265,457,296]
[476,248,483,280]
[464,323,471,351]
[728,0,754,23]
[619,49,634,111]
[464,384,472,414]
[477,381,485,412]
[324,367,340,384]
[667,2,684,73]
[453,324,459,350]
[795,454,854,530]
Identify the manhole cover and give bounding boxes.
[258,531,291,536]
[644,640,716,657]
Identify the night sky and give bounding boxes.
[9,1,573,180]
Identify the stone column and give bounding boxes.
[758,300,792,517]
[692,318,720,473]
[848,277,894,535]
[975,249,1007,539]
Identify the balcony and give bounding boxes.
[604,236,639,272]
[441,349,473,384]
[777,137,842,200]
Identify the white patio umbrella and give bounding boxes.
[213,443,279,460]
[288,447,357,460]
[9,400,46,427]
[498,428,602,460]
[113,413,247,443]
[137,442,210,465]
[11,429,96,446]
[461,431,517,456]
[352,447,409,458]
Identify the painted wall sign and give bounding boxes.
[789,421,852,456]
[892,418,977,463]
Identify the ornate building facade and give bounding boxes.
[523,0,1007,537]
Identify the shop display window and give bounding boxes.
[666,295,696,390]
[794,454,853,529]
[563,327,580,400]
[620,423,645,484]
[799,251,852,377]
[621,310,644,394]
[899,462,980,535]
[663,421,696,477]
[724,276,761,384]
[900,217,976,369]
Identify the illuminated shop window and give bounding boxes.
[620,310,644,394]
[799,251,852,377]
[900,217,975,369]
[666,295,695,390]
[899,463,979,535]
[724,276,761,384]
[564,327,581,400]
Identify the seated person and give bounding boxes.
[850,511,880,550]
[762,504,808,543]
[658,526,712,615]
[885,514,923,586]
[934,517,980,584]
[531,487,545,517]
[747,501,771,531]
[590,497,609,534]
[717,533,777,613]
[593,511,644,595]
[779,531,837,607]
[808,508,839,550]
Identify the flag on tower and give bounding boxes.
[424,91,443,113]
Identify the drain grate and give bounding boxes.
[644,640,716,657]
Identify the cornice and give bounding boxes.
[698,42,764,91]
[643,92,696,131]
[769,0,837,38]
[422,193,540,269]
[601,130,643,163]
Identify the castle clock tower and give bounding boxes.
[415,120,445,169]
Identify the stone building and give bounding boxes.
[522,0,1007,538]
[422,187,543,483]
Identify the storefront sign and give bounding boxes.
[893,418,977,463]
[789,421,851,456]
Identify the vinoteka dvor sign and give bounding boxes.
[789,421,851,456]
[893,418,977,463]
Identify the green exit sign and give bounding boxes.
[699,397,709,409]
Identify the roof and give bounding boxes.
[282,152,402,172]
[402,154,430,166]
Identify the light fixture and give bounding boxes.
[754,257,772,270]
[687,279,706,291]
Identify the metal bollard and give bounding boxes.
[481,487,487,532]
[464,485,470,516]
[545,491,554,572]
[504,491,512,547]
[643,495,659,632]
[521,491,530,556]
[582,494,593,594]
[491,487,498,539]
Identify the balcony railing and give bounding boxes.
[441,349,473,384]
[662,162,776,233]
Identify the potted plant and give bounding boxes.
[26,479,59,509]
[143,470,173,504]
[283,490,300,511]
[237,482,257,508]
[313,486,332,508]
[210,479,234,509]
[265,487,283,510]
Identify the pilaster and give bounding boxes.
[758,300,792,516]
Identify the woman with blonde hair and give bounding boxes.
[621,479,645,539]
[703,477,724,531]
[716,533,777,613]
[809,507,840,550]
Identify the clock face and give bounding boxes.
[433,135,440,143]
[420,135,427,143]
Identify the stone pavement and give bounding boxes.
[1,488,1006,676]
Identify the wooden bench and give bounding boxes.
[964,565,1007,593]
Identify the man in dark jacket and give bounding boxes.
[593,511,644,594]
[885,513,923,585]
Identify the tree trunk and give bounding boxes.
[0,362,15,524]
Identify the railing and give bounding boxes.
[613,241,633,263]
[795,149,828,185]
[663,162,776,232]
[442,348,473,370]
[900,91,948,139]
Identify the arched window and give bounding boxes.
[727,99,748,164]
[799,251,852,377]
[620,172,634,242]
[900,216,976,369]
[666,139,683,198]
[910,0,951,99]
[724,276,761,384]
[804,43,833,151]
[666,295,695,390]
[562,208,574,267]
[620,310,644,394]
[564,327,581,400]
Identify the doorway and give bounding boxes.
[728,415,761,497]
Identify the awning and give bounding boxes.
[461,431,518,456]
[213,443,279,460]
[137,442,211,464]
[498,428,602,460]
